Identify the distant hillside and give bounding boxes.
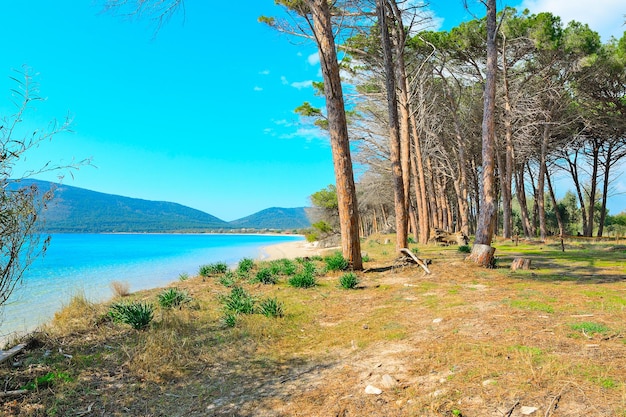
[8,180,311,232]
[9,179,231,233]
[229,207,311,230]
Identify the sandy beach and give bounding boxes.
[259,239,324,261]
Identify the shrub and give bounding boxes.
[178,272,189,281]
[222,312,238,328]
[339,272,359,289]
[255,268,277,285]
[158,288,192,309]
[305,231,319,242]
[219,271,237,287]
[269,258,297,276]
[259,297,285,318]
[237,258,255,274]
[110,280,130,297]
[199,262,229,277]
[109,301,154,330]
[362,254,371,262]
[289,270,317,288]
[221,286,256,314]
[458,245,471,253]
[325,251,349,271]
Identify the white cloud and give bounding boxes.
[253,86,263,91]
[518,0,625,41]
[290,80,313,90]
[307,53,320,66]
[259,70,270,75]
[281,76,289,85]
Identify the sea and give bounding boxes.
[0,233,304,344]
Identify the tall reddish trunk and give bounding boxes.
[469,0,497,266]
[378,0,407,252]
[309,0,362,269]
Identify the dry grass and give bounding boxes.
[109,280,131,298]
[1,235,625,416]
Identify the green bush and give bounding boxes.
[222,311,237,328]
[158,288,192,309]
[219,271,237,287]
[325,251,349,271]
[221,286,256,314]
[178,272,189,281]
[255,268,277,285]
[269,258,297,276]
[305,231,319,242]
[109,301,154,330]
[199,262,229,277]
[289,271,317,288]
[458,245,471,253]
[259,297,285,318]
[339,272,359,289]
[237,258,255,274]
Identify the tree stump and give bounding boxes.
[511,257,531,271]
[467,244,496,267]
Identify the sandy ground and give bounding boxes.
[259,240,324,261]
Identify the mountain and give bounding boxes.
[10,179,231,233]
[229,207,311,230]
[8,179,311,232]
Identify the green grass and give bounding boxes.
[569,321,610,336]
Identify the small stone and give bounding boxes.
[365,385,382,395]
[362,324,369,329]
[520,406,538,415]
[433,318,443,323]
[482,379,496,386]
[381,374,397,388]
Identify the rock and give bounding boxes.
[365,385,382,395]
[381,374,397,388]
[481,379,497,387]
[433,318,443,324]
[520,406,538,415]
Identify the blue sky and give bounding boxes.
[1,1,624,221]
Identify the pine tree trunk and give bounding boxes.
[470,0,498,267]
[309,0,362,269]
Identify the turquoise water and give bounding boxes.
[0,233,303,342]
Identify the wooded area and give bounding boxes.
[269,1,625,267]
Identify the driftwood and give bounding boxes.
[0,389,28,398]
[399,248,431,274]
[0,343,26,365]
[430,228,469,246]
[511,257,532,271]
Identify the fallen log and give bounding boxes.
[0,389,28,398]
[0,343,26,365]
[399,248,431,274]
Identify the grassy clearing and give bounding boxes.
[2,235,626,416]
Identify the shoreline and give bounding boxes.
[258,239,322,261]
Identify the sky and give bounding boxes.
[1,1,624,221]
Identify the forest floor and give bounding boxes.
[1,235,626,416]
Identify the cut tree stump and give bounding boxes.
[467,244,496,267]
[511,257,531,271]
